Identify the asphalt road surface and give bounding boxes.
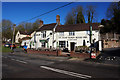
[2,48,120,79]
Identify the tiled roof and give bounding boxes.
[27,30,34,35]
[19,31,29,35]
[19,30,34,35]
[36,23,57,32]
[21,37,32,40]
[56,23,99,32]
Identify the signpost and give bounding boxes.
[90,25,92,44]
[89,24,92,59]
[91,52,96,59]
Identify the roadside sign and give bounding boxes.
[91,53,96,59]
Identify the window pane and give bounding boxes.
[69,32,75,36]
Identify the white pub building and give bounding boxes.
[28,15,101,51]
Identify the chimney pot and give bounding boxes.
[56,15,60,25]
[40,20,43,27]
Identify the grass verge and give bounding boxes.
[2,46,13,53]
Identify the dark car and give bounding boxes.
[4,43,11,48]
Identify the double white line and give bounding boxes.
[40,66,92,79]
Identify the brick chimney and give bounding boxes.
[56,15,60,25]
[40,20,43,27]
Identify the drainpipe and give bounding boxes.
[52,22,58,48]
[34,32,37,49]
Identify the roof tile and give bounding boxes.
[56,23,99,32]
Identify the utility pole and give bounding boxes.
[52,22,58,48]
[89,23,92,59]
[90,25,92,44]
[11,24,16,50]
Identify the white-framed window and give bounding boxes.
[59,41,66,48]
[69,32,75,36]
[59,32,64,36]
[41,31,46,38]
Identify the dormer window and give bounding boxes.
[41,31,46,38]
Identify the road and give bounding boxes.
[2,48,120,79]
[86,48,120,65]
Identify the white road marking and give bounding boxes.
[3,56,27,64]
[40,66,92,79]
[15,60,27,64]
[11,59,15,60]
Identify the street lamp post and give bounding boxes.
[89,23,92,59]
[11,24,16,50]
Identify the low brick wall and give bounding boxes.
[70,52,90,58]
[27,49,100,58]
[27,49,61,56]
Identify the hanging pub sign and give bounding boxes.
[39,40,48,43]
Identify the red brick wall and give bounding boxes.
[27,49,61,56]
[27,49,100,58]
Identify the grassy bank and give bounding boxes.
[2,46,13,53]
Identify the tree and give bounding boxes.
[86,5,96,23]
[101,19,112,33]
[106,1,120,34]
[2,19,13,40]
[16,25,25,32]
[65,12,75,24]
[32,19,40,31]
[24,22,33,32]
[15,24,25,36]
[76,6,85,24]
[65,5,85,24]
[18,22,33,32]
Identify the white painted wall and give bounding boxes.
[21,39,30,48]
[30,31,36,37]
[15,31,27,43]
[30,30,54,49]
[15,31,35,43]
[30,29,99,51]
[29,36,36,48]
[55,30,99,51]
[27,20,100,51]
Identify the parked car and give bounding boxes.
[4,43,11,48]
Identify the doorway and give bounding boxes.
[70,42,75,51]
[41,42,46,48]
